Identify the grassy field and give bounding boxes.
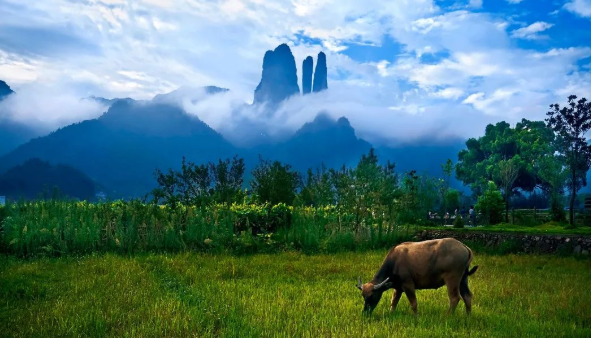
[1,252,590,337]
[423,223,591,235]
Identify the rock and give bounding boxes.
[253,44,300,105]
[574,245,582,254]
[0,79,14,100]
[582,250,589,256]
[312,52,328,93]
[302,56,313,95]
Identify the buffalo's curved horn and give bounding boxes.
[357,276,363,290]
[373,277,390,290]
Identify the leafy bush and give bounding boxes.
[475,182,505,225]
[0,200,411,257]
[549,197,566,222]
[453,215,465,228]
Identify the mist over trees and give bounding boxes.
[148,95,591,227]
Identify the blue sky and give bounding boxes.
[0,0,590,144]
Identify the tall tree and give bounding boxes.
[495,158,521,222]
[436,159,454,219]
[536,154,567,221]
[300,165,334,206]
[456,119,553,214]
[250,157,301,205]
[546,95,591,225]
[209,155,245,204]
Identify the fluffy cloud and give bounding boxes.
[0,83,108,131]
[511,22,554,40]
[0,0,590,146]
[565,0,591,18]
[469,0,483,8]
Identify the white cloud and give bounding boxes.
[432,87,464,100]
[511,21,554,40]
[0,84,108,131]
[0,0,590,146]
[565,0,591,18]
[469,0,483,8]
[507,0,524,4]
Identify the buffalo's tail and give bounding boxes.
[463,243,478,276]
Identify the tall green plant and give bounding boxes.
[475,182,505,225]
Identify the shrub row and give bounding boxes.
[0,201,416,257]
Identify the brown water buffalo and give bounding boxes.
[357,238,478,315]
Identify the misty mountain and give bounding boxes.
[0,47,471,199]
[0,80,14,100]
[87,96,128,107]
[0,98,237,197]
[0,158,97,200]
[257,113,372,171]
[152,86,229,105]
[0,121,42,157]
[0,81,43,156]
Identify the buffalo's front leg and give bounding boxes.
[390,289,402,312]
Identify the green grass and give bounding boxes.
[422,222,591,235]
[1,252,590,337]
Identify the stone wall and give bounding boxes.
[415,230,591,256]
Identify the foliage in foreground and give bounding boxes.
[0,200,416,256]
[1,252,590,337]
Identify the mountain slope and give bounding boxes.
[0,121,41,157]
[0,80,14,100]
[0,158,97,200]
[254,113,372,171]
[0,99,237,197]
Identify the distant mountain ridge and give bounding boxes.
[0,44,469,199]
[0,97,237,197]
[0,158,97,200]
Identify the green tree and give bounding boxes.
[475,181,505,225]
[546,95,591,225]
[300,165,334,206]
[152,156,211,208]
[493,157,522,222]
[436,159,454,219]
[456,119,553,217]
[209,156,245,204]
[250,157,301,205]
[536,154,567,222]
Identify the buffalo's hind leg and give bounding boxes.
[460,273,473,315]
[390,289,402,312]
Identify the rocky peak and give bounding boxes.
[253,44,300,105]
[0,80,15,100]
[302,56,313,95]
[312,52,328,93]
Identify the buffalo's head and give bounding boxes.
[357,276,392,313]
